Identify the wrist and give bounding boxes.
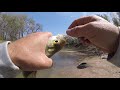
[7,42,18,67]
[107,26,120,60]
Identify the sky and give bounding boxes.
[5,12,110,35]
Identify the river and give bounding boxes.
[36,50,91,78]
[17,50,120,78]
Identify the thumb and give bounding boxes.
[40,54,53,69]
[66,24,89,38]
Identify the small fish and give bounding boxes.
[22,34,67,78]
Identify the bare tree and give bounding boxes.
[0,13,42,41]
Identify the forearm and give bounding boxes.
[0,41,20,78]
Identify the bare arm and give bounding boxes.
[0,32,53,78]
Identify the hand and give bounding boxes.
[66,15,120,53]
[8,32,53,71]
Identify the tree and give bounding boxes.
[97,14,110,22]
[0,13,42,41]
[97,12,120,27]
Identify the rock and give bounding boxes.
[77,62,90,69]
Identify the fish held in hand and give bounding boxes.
[22,34,67,78]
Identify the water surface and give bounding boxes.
[36,51,87,78]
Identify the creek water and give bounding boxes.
[16,50,92,78]
[36,51,87,78]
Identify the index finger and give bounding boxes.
[42,32,53,38]
[68,15,102,29]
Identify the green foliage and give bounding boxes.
[0,13,42,41]
[113,12,120,26]
[97,12,120,27]
[97,14,110,22]
[64,35,85,49]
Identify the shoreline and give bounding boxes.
[17,49,120,78]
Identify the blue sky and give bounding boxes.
[6,12,110,35]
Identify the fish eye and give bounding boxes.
[55,40,58,42]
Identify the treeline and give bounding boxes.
[97,12,120,26]
[0,13,42,41]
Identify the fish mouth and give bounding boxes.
[47,46,55,49]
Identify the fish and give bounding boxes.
[22,34,67,78]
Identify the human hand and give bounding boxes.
[8,32,53,71]
[66,15,120,53]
